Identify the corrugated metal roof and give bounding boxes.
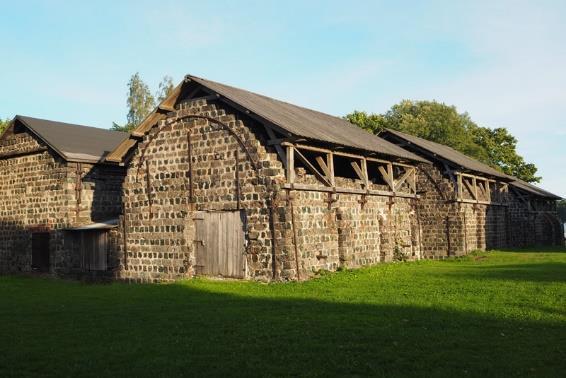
[187,75,427,163]
[15,115,128,163]
[381,128,510,179]
[510,179,562,200]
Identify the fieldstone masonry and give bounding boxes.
[0,124,125,274]
[117,98,424,282]
[0,98,562,282]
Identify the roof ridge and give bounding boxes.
[188,75,354,125]
[16,115,128,136]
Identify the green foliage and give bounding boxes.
[0,249,565,376]
[112,73,175,132]
[557,200,566,223]
[346,100,540,183]
[0,117,11,135]
[472,126,540,182]
[156,75,175,103]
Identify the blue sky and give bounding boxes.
[1,1,565,197]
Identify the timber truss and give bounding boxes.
[281,142,417,199]
[455,172,509,205]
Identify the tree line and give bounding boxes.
[345,102,539,183]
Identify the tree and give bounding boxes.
[346,100,540,183]
[558,200,566,223]
[0,117,11,135]
[472,127,540,182]
[156,75,174,103]
[112,74,175,132]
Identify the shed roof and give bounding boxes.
[381,128,510,180]
[13,115,128,163]
[106,75,428,164]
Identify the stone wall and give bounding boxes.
[0,125,125,274]
[507,193,563,247]
[119,98,285,282]
[414,162,511,258]
[117,97,422,282]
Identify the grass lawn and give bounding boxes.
[1,248,565,377]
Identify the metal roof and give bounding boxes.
[14,115,128,163]
[381,128,510,179]
[107,75,428,164]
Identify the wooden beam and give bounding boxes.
[294,148,332,186]
[283,183,418,199]
[388,163,394,192]
[265,126,287,171]
[457,173,463,200]
[293,143,331,155]
[476,180,486,199]
[328,152,335,186]
[473,176,478,203]
[394,167,415,192]
[351,161,365,182]
[361,158,369,188]
[315,156,331,179]
[462,177,477,200]
[366,156,392,165]
[286,145,294,184]
[409,168,417,193]
[378,165,394,191]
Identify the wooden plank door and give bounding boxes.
[195,211,246,278]
[31,232,50,272]
[80,231,108,271]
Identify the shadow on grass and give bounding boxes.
[441,262,566,284]
[493,245,566,254]
[0,278,564,377]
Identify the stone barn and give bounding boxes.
[508,179,563,247]
[0,116,128,275]
[380,128,563,258]
[105,74,430,282]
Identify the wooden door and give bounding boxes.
[31,232,50,272]
[80,231,108,271]
[194,211,246,278]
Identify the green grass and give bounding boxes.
[1,249,565,377]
